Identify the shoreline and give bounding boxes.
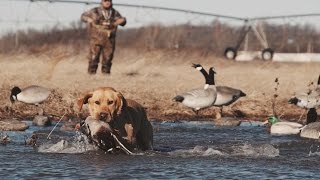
[0,48,318,124]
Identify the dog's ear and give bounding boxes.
[77,92,93,112]
[115,91,127,115]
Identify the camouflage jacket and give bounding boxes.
[81,6,124,42]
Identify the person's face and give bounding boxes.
[101,0,112,9]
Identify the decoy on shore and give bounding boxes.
[288,74,320,111]
[192,63,246,119]
[287,74,320,138]
[10,85,51,105]
[172,66,217,115]
[264,77,319,137]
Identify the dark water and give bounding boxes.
[1,120,320,179]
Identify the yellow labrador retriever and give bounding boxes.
[78,87,153,151]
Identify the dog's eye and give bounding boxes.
[95,101,100,105]
[108,100,114,105]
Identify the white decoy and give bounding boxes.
[172,66,217,115]
[263,115,304,135]
[192,64,246,118]
[10,85,51,105]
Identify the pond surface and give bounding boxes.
[1,120,320,179]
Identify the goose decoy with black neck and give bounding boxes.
[285,75,320,139]
[172,66,217,115]
[288,74,320,121]
[192,64,246,118]
[289,74,320,108]
[299,108,320,139]
[10,85,51,105]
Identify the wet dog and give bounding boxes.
[78,87,153,151]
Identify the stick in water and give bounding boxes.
[47,113,67,139]
[111,133,133,155]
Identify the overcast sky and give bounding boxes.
[1,0,320,35]
[129,0,320,17]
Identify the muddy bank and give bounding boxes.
[0,49,318,123]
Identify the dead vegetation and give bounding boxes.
[0,22,320,122]
[1,21,320,55]
[0,47,319,122]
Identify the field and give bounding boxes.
[0,46,319,124]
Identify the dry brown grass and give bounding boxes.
[1,22,320,55]
[0,47,319,123]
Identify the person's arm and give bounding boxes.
[81,8,96,25]
[114,17,126,26]
[113,10,126,26]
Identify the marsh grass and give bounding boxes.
[1,23,320,121]
[0,47,320,121]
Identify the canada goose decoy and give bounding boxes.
[300,107,320,139]
[288,74,320,120]
[192,64,246,118]
[10,85,51,105]
[263,115,304,135]
[300,122,320,139]
[172,66,217,115]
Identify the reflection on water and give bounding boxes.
[1,120,320,179]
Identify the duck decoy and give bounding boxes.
[264,75,320,136]
[263,115,304,135]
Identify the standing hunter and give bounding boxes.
[81,0,126,74]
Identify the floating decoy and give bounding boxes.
[264,115,304,135]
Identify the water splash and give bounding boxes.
[168,143,279,158]
[308,144,320,156]
[232,143,279,157]
[38,132,97,154]
[168,145,225,157]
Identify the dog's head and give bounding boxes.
[78,87,127,122]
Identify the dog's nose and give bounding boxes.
[99,113,108,121]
